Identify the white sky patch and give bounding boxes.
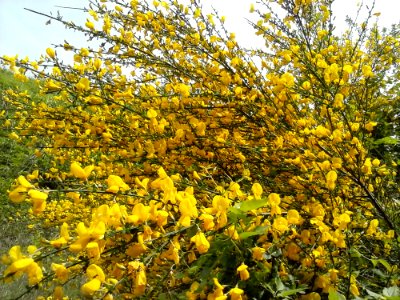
[0,0,399,65]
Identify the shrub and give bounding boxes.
[1,0,399,299]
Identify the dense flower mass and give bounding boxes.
[1,0,400,299]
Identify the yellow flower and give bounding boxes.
[46,48,56,59]
[8,245,23,261]
[86,241,101,259]
[314,125,330,138]
[75,77,91,92]
[53,286,64,299]
[251,182,263,199]
[44,79,62,92]
[190,232,210,254]
[28,190,48,201]
[237,263,250,280]
[209,277,225,298]
[156,210,169,227]
[272,216,288,233]
[311,203,325,219]
[69,221,106,253]
[365,121,377,132]
[268,193,280,206]
[212,195,230,213]
[350,283,360,296]
[177,83,190,97]
[252,247,266,260]
[367,219,379,235]
[362,65,374,77]
[333,212,351,230]
[70,162,94,180]
[29,190,47,214]
[17,175,34,188]
[134,269,147,295]
[147,108,158,118]
[199,213,215,230]
[300,293,321,300]
[26,262,43,285]
[85,19,95,30]
[302,81,311,90]
[285,242,301,261]
[87,264,105,282]
[333,93,344,108]
[106,175,130,193]
[287,209,302,225]
[343,64,353,74]
[81,278,101,296]
[9,186,28,203]
[4,258,34,276]
[249,3,255,13]
[372,158,380,167]
[178,192,198,226]
[50,223,70,248]
[314,274,331,293]
[362,158,372,175]
[326,170,337,190]
[51,263,69,283]
[224,225,239,240]
[127,203,150,224]
[229,287,244,300]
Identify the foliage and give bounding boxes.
[1,0,400,299]
[0,69,49,300]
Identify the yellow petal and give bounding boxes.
[83,165,94,178]
[71,162,87,180]
[26,262,43,285]
[9,246,23,261]
[8,258,34,274]
[46,48,56,58]
[28,190,48,201]
[91,221,106,239]
[251,183,263,199]
[50,237,67,248]
[86,264,105,282]
[9,186,28,203]
[106,185,120,193]
[147,108,157,119]
[17,175,33,188]
[81,278,101,296]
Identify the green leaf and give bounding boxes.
[373,137,400,145]
[238,226,268,240]
[366,289,385,299]
[236,199,266,212]
[158,293,168,300]
[371,258,392,272]
[383,286,400,297]
[349,247,362,258]
[279,287,307,297]
[228,207,245,216]
[274,277,286,291]
[328,290,346,300]
[187,266,199,275]
[228,207,246,222]
[371,268,387,278]
[174,272,185,279]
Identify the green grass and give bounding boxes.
[0,69,50,299]
[0,69,85,300]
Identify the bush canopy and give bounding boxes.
[1,0,399,299]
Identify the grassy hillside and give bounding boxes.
[0,69,48,299]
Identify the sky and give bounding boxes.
[0,0,399,65]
